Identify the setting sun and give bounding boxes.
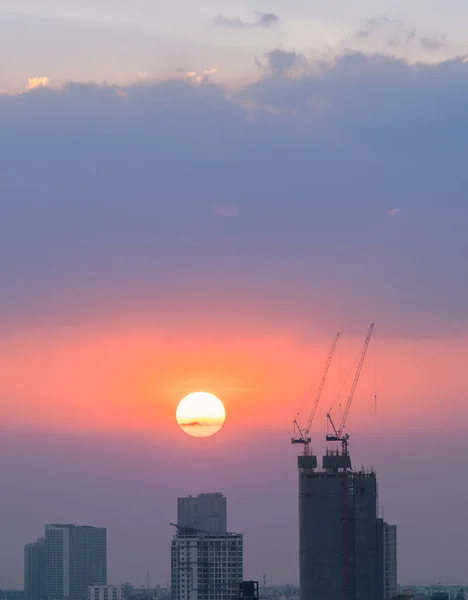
[176,392,226,438]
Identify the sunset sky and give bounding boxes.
[2,0,468,591]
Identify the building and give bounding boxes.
[25,538,45,600]
[88,586,127,600]
[298,450,387,600]
[237,582,259,600]
[171,530,243,600]
[383,523,397,600]
[177,493,227,534]
[45,524,107,600]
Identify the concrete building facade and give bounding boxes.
[45,524,107,600]
[298,451,385,600]
[177,493,227,534]
[88,586,126,600]
[171,532,243,600]
[25,538,45,600]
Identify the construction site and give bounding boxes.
[291,324,397,600]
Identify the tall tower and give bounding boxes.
[25,538,45,600]
[382,522,397,600]
[298,452,381,600]
[45,524,107,600]
[296,323,388,600]
[177,493,227,533]
[172,493,242,600]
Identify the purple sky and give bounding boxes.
[2,427,468,588]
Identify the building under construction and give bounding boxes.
[293,324,397,600]
[298,452,382,600]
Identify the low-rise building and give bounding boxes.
[88,586,127,600]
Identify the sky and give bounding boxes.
[1,0,468,590]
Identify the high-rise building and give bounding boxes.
[25,538,45,600]
[171,531,243,600]
[383,523,397,600]
[376,520,398,600]
[298,450,386,600]
[45,524,107,600]
[172,493,242,600]
[177,493,227,533]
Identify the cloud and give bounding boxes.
[387,208,401,216]
[214,11,280,30]
[0,11,238,93]
[186,68,218,83]
[1,53,468,339]
[256,49,309,77]
[353,16,450,54]
[355,16,416,46]
[25,76,50,91]
[420,35,447,51]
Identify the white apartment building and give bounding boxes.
[88,585,127,600]
[171,532,243,600]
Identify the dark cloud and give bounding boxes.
[420,34,447,51]
[214,11,280,30]
[256,49,309,76]
[1,53,468,338]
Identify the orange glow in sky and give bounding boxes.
[0,322,466,438]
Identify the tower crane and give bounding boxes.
[326,322,374,458]
[291,332,341,455]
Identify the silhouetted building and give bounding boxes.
[25,538,45,600]
[177,493,227,533]
[45,524,107,600]
[298,451,388,600]
[376,520,397,600]
[383,523,397,599]
[237,582,258,600]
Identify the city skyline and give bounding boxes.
[2,0,468,593]
[2,405,468,588]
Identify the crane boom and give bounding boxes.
[326,322,374,452]
[292,332,341,452]
[337,322,374,437]
[306,332,341,435]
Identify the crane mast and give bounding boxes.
[326,322,374,457]
[292,332,341,455]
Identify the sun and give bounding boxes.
[176,392,226,438]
